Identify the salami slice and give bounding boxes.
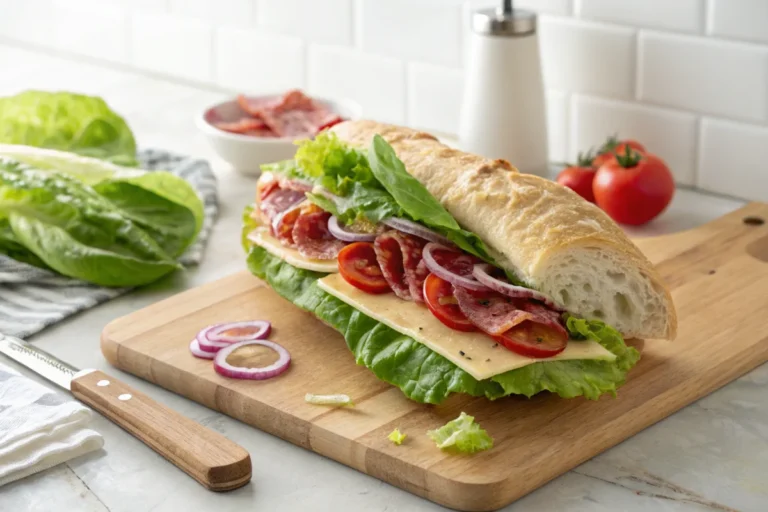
[454,287,535,336]
[293,204,345,260]
[272,203,303,246]
[237,94,275,117]
[373,231,428,302]
[259,188,306,221]
[213,117,269,134]
[519,301,568,338]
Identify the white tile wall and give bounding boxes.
[539,17,636,99]
[571,95,698,184]
[257,0,353,46]
[170,0,255,28]
[407,63,463,135]
[546,90,569,163]
[130,12,213,83]
[360,0,463,67]
[576,0,705,34]
[708,0,768,45]
[699,118,768,201]
[2,0,768,200]
[214,28,304,92]
[308,45,406,124]
[639,32,768,123]
[53,0,129,64]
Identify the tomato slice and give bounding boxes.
[423,274,476,332]
[492,322,568,358]
[338,242,391,294]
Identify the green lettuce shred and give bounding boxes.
[427,412,493,454]
[388,428,407,446]
[244,244,640,404]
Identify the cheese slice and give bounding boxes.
[248,228,338,273]
[317,273,616,381]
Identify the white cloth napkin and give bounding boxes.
[0,362,103,487]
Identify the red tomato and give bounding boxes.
[492,322,567,358]
[593,148,675,226]
[423,274,475,332]
[338,242,391,294]
[556,166,597,202]
[592,137,647,169]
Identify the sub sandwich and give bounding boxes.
[242,120,676,404]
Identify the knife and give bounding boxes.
[0,332,251,491]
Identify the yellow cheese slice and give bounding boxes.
[317,274,616,381]
[248,228,338,273]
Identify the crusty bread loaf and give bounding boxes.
[331,120,677,340]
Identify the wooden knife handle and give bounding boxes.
[71,370,251,491]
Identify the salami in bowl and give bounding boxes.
[197,90,361,175]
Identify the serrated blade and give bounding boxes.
[0,333,78,390]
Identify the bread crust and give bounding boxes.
[331,120,677,340]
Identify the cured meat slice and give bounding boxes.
[237,94,275,117]
[272,203,303,246]
[259,188,305,221]
[454,287,535,336]
[373,231,428,302]
[519,301,568,338]
[292,204,345,260]
[260,109,315,138]
[429,246,481,277]
[272,89,315,113]
[213,117,268,134]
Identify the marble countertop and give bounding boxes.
[0,44,764,512]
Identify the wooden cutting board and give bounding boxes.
[102,203,768,511]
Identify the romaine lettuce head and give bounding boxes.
[0,90,137,166]
[0,148,204,287]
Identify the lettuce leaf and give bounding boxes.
[288,133,499,265]
[244,245,640,404]
[0,152,203,287]
[0,91,137,165]
[0,145,205,236]
[427,412,493,454]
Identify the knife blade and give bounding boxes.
[0,333,251,491]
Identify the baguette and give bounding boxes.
[331,120,676,340]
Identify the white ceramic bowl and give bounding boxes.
[196,95,361,176]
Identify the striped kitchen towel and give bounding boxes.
[0,149,219,338]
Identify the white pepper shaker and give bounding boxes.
[459,0,549,177]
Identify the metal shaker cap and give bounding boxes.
[471,0,536,37]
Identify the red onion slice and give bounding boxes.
[422,243,489,292]
[383,217,452,246]
[189,339,215,359]
[196,321,272,353]
[327,216,377,242]
[271,199,305,234]
[214,339,291,380]
[472,264,563,311]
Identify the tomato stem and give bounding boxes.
[575,148,596,168]
[597,134,620,154]
[615,144,642,168]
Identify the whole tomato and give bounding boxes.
[592,136,647,169]
[556,151,597,202]
[593,146,675,226]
